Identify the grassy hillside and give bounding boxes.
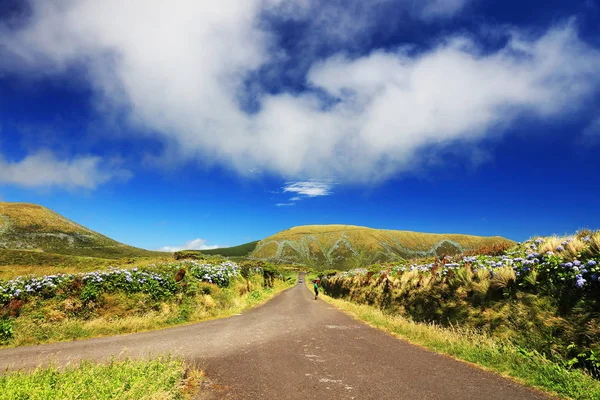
[251,224,515,269]
[0,203,162,259]
[174,240,259,259]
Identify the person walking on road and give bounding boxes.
[313,279,319,300]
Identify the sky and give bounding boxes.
[0,0,599,250]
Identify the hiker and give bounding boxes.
[313,279,319,300]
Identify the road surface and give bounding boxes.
[0,274,549,399]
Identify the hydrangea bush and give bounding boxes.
[321,230,600,377]
[0,260,251,304]
[188,261,241,287]
[332,231,600,292]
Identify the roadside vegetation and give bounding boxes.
[0,356,203,399]
[0,258,296,347]
[315,294,600,400]
[309,229,600,399]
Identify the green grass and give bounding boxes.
[174,240,259,258]
[314,284,600,400]
[3,275,295,348]
[0,251,173,280]
[0,356,202,399]
[0,202,164,259]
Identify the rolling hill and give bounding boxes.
[250,224,515,269]
[173,241,259,259]
[0,202,162,259]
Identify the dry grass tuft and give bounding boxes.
[565,238,587,259]
[490,267,516,290]
[538,237,561,254]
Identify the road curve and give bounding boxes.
[0,274,549,399]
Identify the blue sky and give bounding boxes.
[0,0,599,250]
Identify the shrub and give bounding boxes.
[0,318,13,343]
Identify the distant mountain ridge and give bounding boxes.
[250,224,515,269]
[0,203,160,259]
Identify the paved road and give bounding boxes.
[0,274,549,399]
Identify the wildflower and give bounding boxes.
[584,236,591,243]
[573,260,581,266]
[575,274,586,289]
[588,260,597,267]
[556,246,564,252]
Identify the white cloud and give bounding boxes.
[0,3,599,183]
[283,181,333,197]
[0,151,130,189]
[157,238,220,252]
[275,202,296,207]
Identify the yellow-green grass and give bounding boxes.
[254,225,515,271]
[0,356,203,400]
[307,276,600,400]
[3,275,295,348]
[0,202,91,233]
[0,251,173,280]
[0,202,164,259]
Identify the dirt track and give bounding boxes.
[0,274,549,399]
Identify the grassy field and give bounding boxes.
[0,202,163,259]
[0,356,203,399]
[0,250,173,280]
[252,224,514,269]
[306,275,600,400]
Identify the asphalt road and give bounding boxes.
[0,274,549,399]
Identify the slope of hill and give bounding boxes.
[0,203,162,259]
[174,240,259,259]
[250,224,515,269]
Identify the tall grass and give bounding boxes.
[0,356,202,400]
[321,294,600,400]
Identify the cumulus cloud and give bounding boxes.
[0,151,131,189]
[0,2,599,183]
[157,238,220,253]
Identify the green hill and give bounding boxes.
[174,241,259,259]
[250,224,515,269]
[0,202,162,259]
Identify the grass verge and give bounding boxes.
[306,276,600,400]
[5,276,295,348]
[0,356,203,399]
